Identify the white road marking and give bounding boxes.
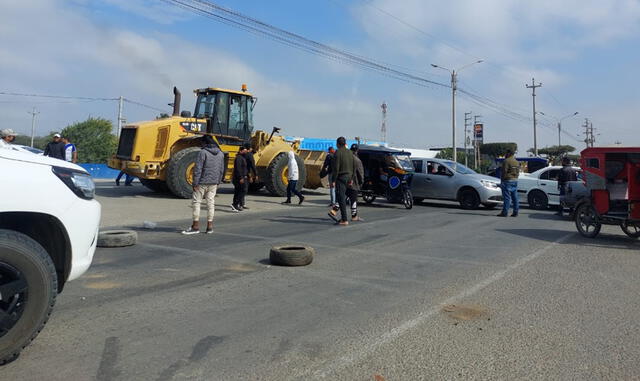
[295,232,574,379]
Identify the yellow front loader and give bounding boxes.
[108,86,325,198]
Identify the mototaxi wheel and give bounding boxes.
[620,221,640,239]
[362,192,376,204]
[575,203,601,238]
[402,188,413,209]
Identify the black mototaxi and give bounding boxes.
[357,145,414,209]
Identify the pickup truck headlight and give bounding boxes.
[52,166,96,199]
[481,180,500,189]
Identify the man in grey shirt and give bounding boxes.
[182,135,226,235]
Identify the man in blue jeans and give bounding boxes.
[498,149,520,217]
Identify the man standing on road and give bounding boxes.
[321,146,336,207]
[0,129,17,149]
[182,135,225,235]
[44,133,65,160]
[330,137,354,226]
[282,150,305,205]
[498,149,520,217]
[243,143,256,209]
[555,157,578,217]
[231,146,248,212]
[61,136,78,163]
[347,144,364,222]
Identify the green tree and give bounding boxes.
[528,145,576,164]
[60,117,117,163]
[12,135,50,150]
[435,148,469,164]
[479,142,518,158]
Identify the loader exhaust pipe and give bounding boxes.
[172,86,181,116]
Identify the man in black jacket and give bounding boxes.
[243,143,256,209]
[321,147,336,207]
[556,157,577,217]
[231,146,248,212]
[44,134,65,160]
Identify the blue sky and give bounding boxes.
[2,0,639,152]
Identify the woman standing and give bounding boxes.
[282,150,305,205]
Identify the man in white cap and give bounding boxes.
[44,133,65,159]
[0,129,17,149]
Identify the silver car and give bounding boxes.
[411,158,503,209]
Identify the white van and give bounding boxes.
[0,149,101,363]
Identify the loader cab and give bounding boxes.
[193,87,255,145]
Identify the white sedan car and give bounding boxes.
[518,166,586,210]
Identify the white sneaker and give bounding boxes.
[181,227,200,235]
[230,204,240,212]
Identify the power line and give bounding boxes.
[161,0,450,89]
[0,91,118,101]
[123,98,168,113]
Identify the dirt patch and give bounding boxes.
[442,304,487,321]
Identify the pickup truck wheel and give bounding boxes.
[459,189,480,210]
[0,229,57,365]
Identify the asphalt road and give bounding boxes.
[3,183,639,380]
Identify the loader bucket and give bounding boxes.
[298,149,327,189]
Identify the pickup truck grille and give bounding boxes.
[117,128,136,159]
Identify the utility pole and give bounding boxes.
[431,60,483,164]
[380,101,387,143]
[582,118,596,148]
[464,112,472,167]
[525,78,542,156]
[473,115,482,170]
[117,95,124,139]
[27,107,40,148]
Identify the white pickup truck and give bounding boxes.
[0,148,101,363]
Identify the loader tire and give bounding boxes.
[166,147,201,199]
[264,152,306,197]
[139,179,169,193]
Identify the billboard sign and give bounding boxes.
[474,123,483,144]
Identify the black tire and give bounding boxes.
[0,229,57,365]
[269,245,314,266]
[97,230,138,248]
[166,147,201,199]
[482,203,498,209]
[528,190,548,210]
[620,221,640,239]
[459,188,481,210]
[362,192,376,204]
[575,203,601,238]
[139,179,169,193]
[248,182,264,193]
[403,188,413,209]
[264,152,306,197]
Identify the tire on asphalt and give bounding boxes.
[620,221,640,238]
[264,152,306,197]
[166,147,201,199]
[575,203,601,238]
[139,179,170,193]
[97,230,138,248]
[528,190,548,210]
[459,188,480,210]
[0,229,57,365]
[269,245,314,266]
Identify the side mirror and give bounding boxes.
[180,111,192,118]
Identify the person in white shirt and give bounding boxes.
[0,129,17,149]
[61,136,78,163]
[281,150,305,205]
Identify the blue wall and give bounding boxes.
[79,164,120,179]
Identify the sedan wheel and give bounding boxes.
[528,190,548,210]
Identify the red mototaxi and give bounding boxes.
[574,147,640,238]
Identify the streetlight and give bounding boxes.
[431,60,484,163]
[539,111,579,147]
